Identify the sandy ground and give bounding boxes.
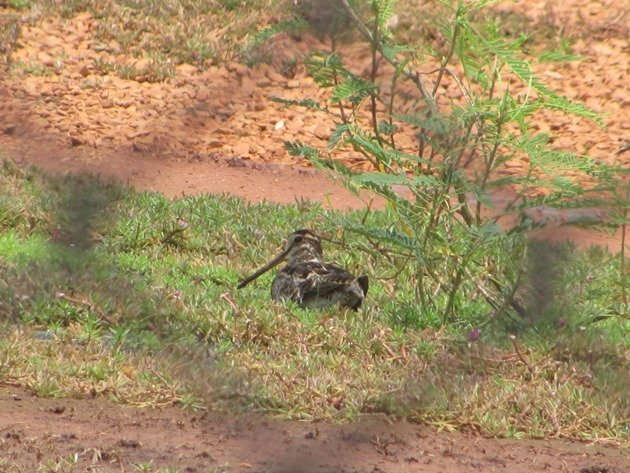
[1,386,628,473]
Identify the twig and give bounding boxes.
[338,0,439,117]
[469,353,520,364]
[509,335,535,378]
[361,198,374,225]
[160,227,186,245]
[369,9,383,145]
[620,184,628,307]
[56,293,115,325]
[219,292,240,315]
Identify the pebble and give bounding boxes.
[233,142,251,156]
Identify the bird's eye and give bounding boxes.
[293,236,303,243]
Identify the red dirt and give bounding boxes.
[1,386,628,473]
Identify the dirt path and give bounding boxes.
[1,386,627,473]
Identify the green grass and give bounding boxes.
[0,158,628,442]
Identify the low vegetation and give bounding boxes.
[0,160,627,442]
[3,0,287,72]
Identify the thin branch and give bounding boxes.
[510,336,536,379]
[370,9,383,145]
[338,0,439,117]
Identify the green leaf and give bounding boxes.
[284,141,320,159]
[346,225,417,250]
[484,38,602,123]
[538,50,584,63]
[353,172,440,188]
[327,123,350,149]
[388,149,439,167]
[331,76,377,104]
[248,18,307,46]
[308,155,357,180]
[377,121,398,136]
[347,133,391,165]
[395,113,450,135]
[305,52,348,88]
[380,43,415,63]
[270,97,324,111]
[375,0,397,29]
[353,172,410,187]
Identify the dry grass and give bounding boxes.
[0,324,195,408]
[5,0,290,70]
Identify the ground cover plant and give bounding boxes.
[274,0,628,320]
[0,159,628,442]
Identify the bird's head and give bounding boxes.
[282,229,323,264]
[237,229,323,289]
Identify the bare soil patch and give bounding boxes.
[1,385,628,473]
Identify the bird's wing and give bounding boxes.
[296,263,357,301]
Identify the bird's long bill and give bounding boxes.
[237,249,289,289]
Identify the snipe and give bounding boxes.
[237,229,368,310]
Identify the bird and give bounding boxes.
[237,229,368,310]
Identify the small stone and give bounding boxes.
[314,124,331,141]
[387,14,399,29]
[214,108,234,119]
[117,99,134,108]
[107,39,121,53]
[286,117,304,131]
[196,88,210,101]
[226,62,249,76]
[177,63,198,75]
[70,135,84,146]
[267,70,285,82]
[43,36,63,49]
[233,142,250,156]
[274,120,286,131]
[256,78,271,87]
[239,75,257,95]
[227,156,247,167]
[287,80,300,89]
[73,11,93,22]
[39,55,55,69]
[207,139,222,149]
[134,58,151,71]
[233,64,249,77]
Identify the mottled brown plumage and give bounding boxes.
[238,229,368,310]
